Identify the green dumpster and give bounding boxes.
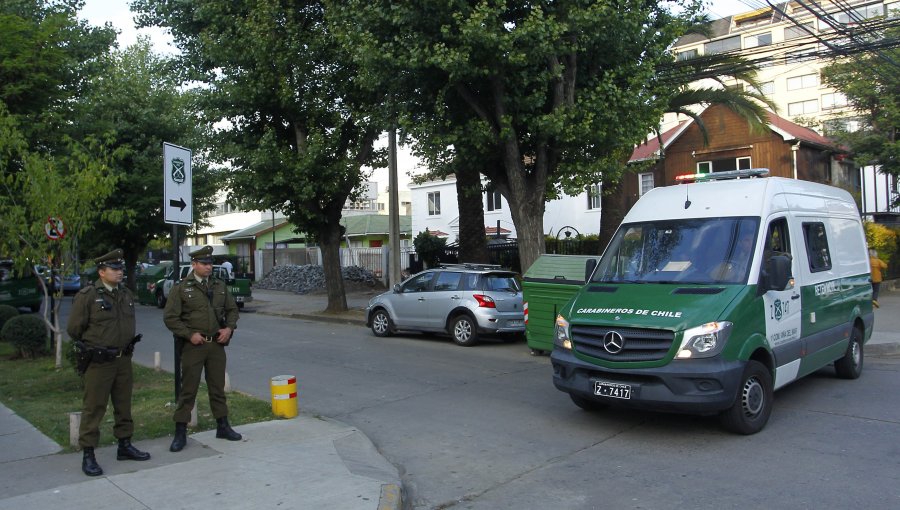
[136,262,171,306]
[523,254,596,355]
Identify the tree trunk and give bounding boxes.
[319,223,347,313]
[599,179,626,251]
[505,192,545,274]
[456,166,489,264]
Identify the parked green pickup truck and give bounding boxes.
[0,260,42,312]
[155,265,252,309]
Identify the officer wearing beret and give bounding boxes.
[164,245,241,451]
[67,249,150,476]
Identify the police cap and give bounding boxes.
[95,249,125,270]
[190,245,215,264]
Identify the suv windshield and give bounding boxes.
[592,217,760,285]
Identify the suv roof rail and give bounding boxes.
[675,168,770,183]
[439,262,506,271]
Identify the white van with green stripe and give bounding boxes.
[551,170,873,434]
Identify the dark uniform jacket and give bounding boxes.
[163,272,239,339]
[67,281,136,349]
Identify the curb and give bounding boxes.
[255,310,367,327]
[868,342,900,357]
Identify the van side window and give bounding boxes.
[764,218,791,259]
[802,222,832,272]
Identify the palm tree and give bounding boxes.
[598,52,778,245]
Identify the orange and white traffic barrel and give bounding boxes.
[270,375,298,418]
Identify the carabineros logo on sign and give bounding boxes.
[171,157,185,184]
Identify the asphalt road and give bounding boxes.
[59,299,900,509]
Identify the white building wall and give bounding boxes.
[409,175,601,242]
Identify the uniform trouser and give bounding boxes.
[78,355,134,449]
[173,340,228,423]
[872,282,882,300]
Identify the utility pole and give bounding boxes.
[388,129,401,286]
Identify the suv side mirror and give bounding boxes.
[393,283,401,293]
[761,254,793,292]
[585,258,598,283]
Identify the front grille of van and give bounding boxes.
[571,325,674,362]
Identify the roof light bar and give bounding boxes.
[675,168,770,183]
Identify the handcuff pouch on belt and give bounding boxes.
[73,334,142,375]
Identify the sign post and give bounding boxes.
[163,142,193,401]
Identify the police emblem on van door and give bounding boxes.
[773,299,783,321]
[603,331,625,354]
[171,157,185,184]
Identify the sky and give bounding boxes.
[77,0,761,189]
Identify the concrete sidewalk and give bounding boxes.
[0,409,401,510]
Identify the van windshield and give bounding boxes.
[592,217,760,285]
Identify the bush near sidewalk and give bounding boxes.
[0,342,273,451]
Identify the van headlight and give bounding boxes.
[554,315,573,350]
[675,322,732,359]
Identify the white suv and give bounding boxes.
[366,264,525,346]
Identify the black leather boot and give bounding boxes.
[215,416,242,441]
[169,422,187,452]
[117,438,151,461]
[82,447,103,476]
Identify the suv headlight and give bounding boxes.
[675,321,732,359]
[554,315,572,350]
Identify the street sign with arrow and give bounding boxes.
[163,143,192,225]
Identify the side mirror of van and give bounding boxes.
[392,283,401,293]
[585,258,598,283]
[761,254,793,292]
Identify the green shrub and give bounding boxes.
[0,315,48,358]
[0,305,18,333]
[413,229,447,268]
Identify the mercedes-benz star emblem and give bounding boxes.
[602,331,625,354]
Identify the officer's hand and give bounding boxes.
[217,327,233,344]
[190,332,205,345]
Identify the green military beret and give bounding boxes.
[95,249,125,269]
[190,245,215,263]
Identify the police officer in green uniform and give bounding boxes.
[164,245,241,452]
[67,249,150,476]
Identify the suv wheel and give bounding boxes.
[156,291,166,309]
[450,315,478,347]
[370,309,394,337]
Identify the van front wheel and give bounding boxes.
[719,360,773,435]
[835,327,863,379]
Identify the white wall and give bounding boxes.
[409,175,601,242]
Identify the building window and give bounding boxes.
[788,99,819,116]
[823,116,863,135]
[744,32,772,48]
[677,48,699,61]
[889,2,900,19]
[697,161,712,174]
[705,35,741,54]
[786,73,819,91]
[756,81,775,95]
[428,191,441,216]
[737,157,751,170]
[699,157,751,173]
[833,3,884,24]
[486,189,502,211]
[787,74,819,91]
[638,173,654,196]
[822,92,849,109]
[587,183,601,210]
[786,49,817,64]
[785,22,815,40]
[369,240,383,248]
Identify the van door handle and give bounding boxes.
[791,294,800,300]
[450,295,460,300]
[418,297,426,301]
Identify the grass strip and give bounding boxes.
[0,342,274,451]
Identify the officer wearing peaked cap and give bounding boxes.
[67,248,150,477]
[164,245,241,452]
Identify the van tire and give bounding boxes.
[156,291,166,309]
[570,393,608,412]
[719,360,773,435]
[450,315,479,347]
[370,309,394,337]
[835,327,863,379]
